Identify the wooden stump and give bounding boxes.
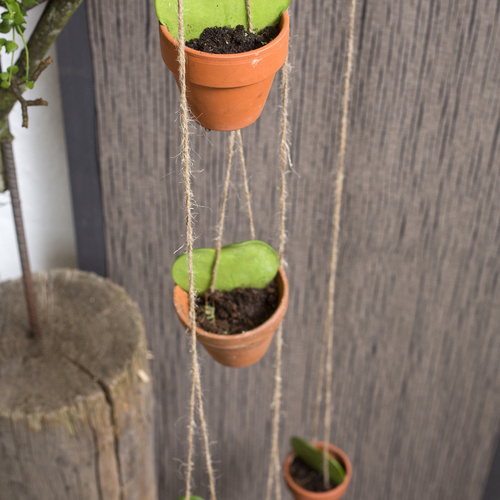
[0,269,156,500]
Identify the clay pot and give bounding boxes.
[173,267,288,367]
[283,442,353,500]
[159,12,290,131]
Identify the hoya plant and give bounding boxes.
[291,436,346,486]
[155,0,290,40]
[172,240,279,294]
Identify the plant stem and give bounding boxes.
[1,128,41,339]
[0,0,84,336]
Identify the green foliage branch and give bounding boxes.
[0,0,83,191]
[0,0,38,90]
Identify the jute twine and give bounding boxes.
[210,131,236,292]
[310,0,358,488]
[237,129,256,240]
[210,129,256,291]
[265,53,290,500]
[246,0,253,32]
[177,0,293,497]
[177,0,217,498]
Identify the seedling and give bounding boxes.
[204,304,216,324]
[155,0,290,40]
[291,436,345,486]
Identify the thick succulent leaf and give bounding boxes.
[172,240,280,294]
[291,436,346,486]
[155,0,290,41]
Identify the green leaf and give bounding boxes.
[172,240,280,294]
[0,72,10,81]
[8,2,22,16]
[290,437,346,486]
[10,65,18,74]
[0,21,13,33]
[1,12,14,22]
[0,81,11,89]
[25,80,34,89]
[5,40,18,53]
[22,0,38,7]
[14,12,26,25]
[155,0,290,41]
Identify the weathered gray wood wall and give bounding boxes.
[85,0,500,498]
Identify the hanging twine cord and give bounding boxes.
[210,129,255,292]
[265,52,290,500]
[245,0,253,32]
[177,1,217,498]
[210,131,236,293]
[237,129,256,240]
[318,0,357,488]
[208,6,259,292]
[278,55,290,262]
[311,333,327,440]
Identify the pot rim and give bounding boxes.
[159,11,289,64]
[173,266,289,345]
[283,442,353,498]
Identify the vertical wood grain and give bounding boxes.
[86,1,500,498]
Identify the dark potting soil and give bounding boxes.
[186,24,280,54]
[195,278,279,335]
[289,456,336,493]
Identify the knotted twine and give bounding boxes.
[310,0,358,488]
[177,1,217,498]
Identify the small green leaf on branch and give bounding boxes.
[5,40,18,52]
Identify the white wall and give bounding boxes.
[0,6,77,282]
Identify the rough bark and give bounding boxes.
[0,269,157,500]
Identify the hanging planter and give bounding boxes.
[156,0,290,131]
[283,438,353,500]
[172,240,289,367]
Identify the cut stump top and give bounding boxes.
[0,269,146,415]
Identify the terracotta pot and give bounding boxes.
[283,442,353,500]
[159,12,290,131]
[173,267,288,367]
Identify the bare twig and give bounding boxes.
[30,56,52,82]
[10,57,52,128]
[10,84,48,129]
